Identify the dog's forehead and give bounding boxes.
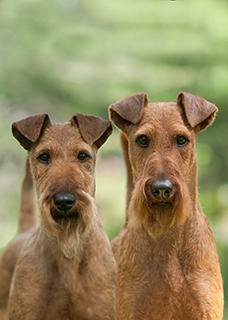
[48,122,81,139]
[132,102,190,139]
[38,122,91,150]
[144,102,184,123]
[139,102,186,129]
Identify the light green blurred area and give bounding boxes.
[0,0,228,317]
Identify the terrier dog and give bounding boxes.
[109,92,223,319]
[0,113,116,320]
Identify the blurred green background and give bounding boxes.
[0,0,228,316]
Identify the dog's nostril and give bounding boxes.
[164,189,172,196]
[152,189,160,197]
[151,180,173,200]
[54,194,76,213]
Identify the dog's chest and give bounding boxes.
[123,254,210,320]
[43,279,97,320]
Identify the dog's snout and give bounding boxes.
[54,194,76,212]
[151,180,173,201]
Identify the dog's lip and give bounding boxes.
[150,201,172,206]
[51,210,79,220]
[158,202,166,206]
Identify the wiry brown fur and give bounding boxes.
[0,158,36,320]
[0,113,116,320]
[110,133,132,255]
[109,92,223,320]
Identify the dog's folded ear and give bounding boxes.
[109,93,149,132]
[72,114,112,149]
[12,114,51,150]
[177,92,218,132]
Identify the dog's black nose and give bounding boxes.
[151,180,173,200]
[54,194,76,212]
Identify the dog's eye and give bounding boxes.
[38,153,50,164]
[177,136,188,146]
[78,153,89,162]
[136,135,149,147]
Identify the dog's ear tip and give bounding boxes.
[72,114,112,149]
[177,92,218,132]
[109,93,148,132]
[141,92,149,102]
[12,114,51,150]
[94,121,113,149]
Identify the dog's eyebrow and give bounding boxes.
[169,126,191,138]
[134,125,156,138]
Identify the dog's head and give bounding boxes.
[12,113,112,258]
[109,92,217,236]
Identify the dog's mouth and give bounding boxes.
[151,201,172,206]
[149,202,174,213]
[51,209,79,221]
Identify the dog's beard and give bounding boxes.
[128,176,192,238]
[57,218,93,259]
[38,192,96,259]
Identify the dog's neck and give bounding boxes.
[124,205,206,268]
